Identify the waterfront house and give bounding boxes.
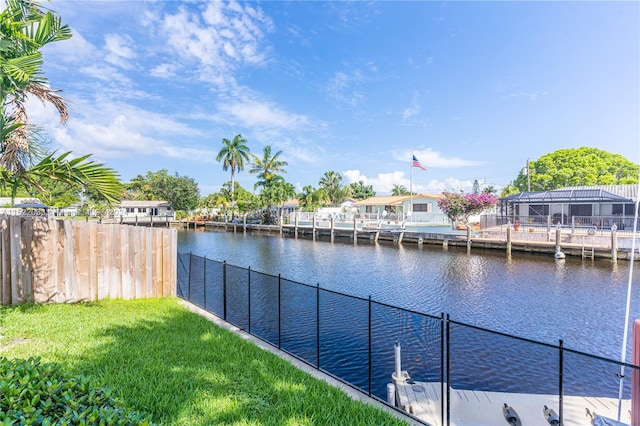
[340,198,358,212]
[498,184,637,228]
[0,197,44,207]
[353,194,448,224]
[281,199,300,214]
[117,200,174,218]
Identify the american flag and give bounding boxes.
[412,155,426,171]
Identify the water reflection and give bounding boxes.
[178,230,640,359]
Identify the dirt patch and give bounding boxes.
[0,336,31,353]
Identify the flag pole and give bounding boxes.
[409,152,413,223]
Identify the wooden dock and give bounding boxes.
[394,379,631,426]
[200,221,637,261]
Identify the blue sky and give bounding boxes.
[30,1,639,196]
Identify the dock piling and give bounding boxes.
[387,383,396,406]
[330,216,335,243]
[312,214,316,241]
[353,217,358,242]
[611,224,618,263]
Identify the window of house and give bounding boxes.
[569,204,592,216]
[412,203,432,212]
[138,208,147,213]
[610,204,635,215]
[528,205,549,216]
[126,208,134,213]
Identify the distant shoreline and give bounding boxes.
[193,221,637,262]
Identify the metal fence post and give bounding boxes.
[559,339,564,425]
[187,252,192,300]
[441,312,445,426]
[248,266,251,333]
[278,274,282,349]
[223,261,227,321]
[317,282,320,369]
[446,314,451,426]
[203,256,207,309]
[368,295,372,396]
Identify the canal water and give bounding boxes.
[178,229,640,398]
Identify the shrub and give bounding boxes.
[0,357,154,425]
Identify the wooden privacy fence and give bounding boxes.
[0,216,177,305]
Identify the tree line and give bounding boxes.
[206,134,376,222]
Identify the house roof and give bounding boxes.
[117,200,172,208]
[353,194,440,206]
[12,203,48,209]
[501,185,637,203]
[282,199,299,208]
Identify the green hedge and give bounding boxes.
[0,357,154,425]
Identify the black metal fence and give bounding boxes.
[177,251,639,425]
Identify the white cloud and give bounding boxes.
[343,170,474,195]
[324,70,365,106]
[160,1,273,84]
[505,91,548,101]
[393,148,483,168]
[343,169,408,194]
[216,98,309,130]
[42,30,95,67]
[402,93,421,120]
[104,34,136,69]
[79,64,129,84]
[26,97,212,162]
[150,63,178,79]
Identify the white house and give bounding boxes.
[0,197,42,207]
[116,200,174,218]
[353,194,448,224]
[281,199,300,213]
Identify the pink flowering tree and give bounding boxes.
[437,191,499,225]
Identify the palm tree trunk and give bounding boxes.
[231,169,235,205]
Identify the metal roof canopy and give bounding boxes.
[12,203,49,209]
[501,188,633,203]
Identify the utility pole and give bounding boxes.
[526,158,531,192]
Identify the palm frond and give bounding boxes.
[25,152,123,205]
[25,82,67,123]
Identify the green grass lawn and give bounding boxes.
[0,298,407,425]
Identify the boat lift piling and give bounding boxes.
[554,225,565,259]
[392,341,408,384]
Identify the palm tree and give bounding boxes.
[299,185,328,211]
[392,184,409,196]
[215,134,250,204]
[319,171,351,206]
[0,0,122,204]
[249,145,288,191]
[260,175,295,223]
